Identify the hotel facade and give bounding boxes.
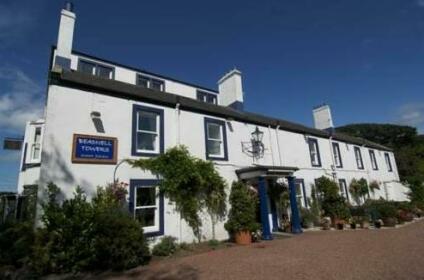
[17,3,408,242]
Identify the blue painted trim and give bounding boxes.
[131,104,165,157]
[308,138,322,167]
[288,176,302,234]
[354,146,364,170]
[77,58,116,80]
[258,177,272,240]
[129,179,164,237]
[228,101,244,111]
[270,198,279,232]
[204,117,228,161]
[369,150,378,170]
[332,142,343,168]
[384,152,393,172]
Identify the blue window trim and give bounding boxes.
[338,179,349,201]
[354,146,364,170]
[131,104,164,157]
[332,142,343,168]
[204,117,228,161]
[369,150,378,170]
[385,152,393,172]
[129,179,164,237]
[77,58,115,80]
[308,138,322,167]
[295,178,308,208]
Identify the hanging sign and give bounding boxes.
[72,134,118,164]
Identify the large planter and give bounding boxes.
[234,231,252,245]
[398,210,414,222]
[360,220,370,229]
[382,217,397,227]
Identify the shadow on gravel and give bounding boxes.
[87,264,199,280]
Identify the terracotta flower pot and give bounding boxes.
[235,231,252,245]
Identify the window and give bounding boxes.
[129,179,164,236]
[354,146,364,169]
[308,138,321,167]
[31,127,42,161]
[136,74,165,92]
[78,59,114,79]
[197,90,217,105]
[369,150,378,170]
[385,152,393,172]
[338,179,349,201]
[332,142,343,168]
[132,105,164,156]
[295,179,307,208]
[204,118,228,160]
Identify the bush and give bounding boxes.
[224,181,260,236]
[364,199,397,220]
[208,239,220,249]
[349,178,369,205]
[300,208,318,228]
[152,236,178,256]
[30,182,149,275]
[315,177,350,221]
[0,222,34,268]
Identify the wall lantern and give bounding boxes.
[251,126,264,143]
[241,126,265,159]
[91,111,105,133]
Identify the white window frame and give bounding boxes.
[295,180,306,208]
[136,111,160,154]
[354,147,364,169]
[134,185,160,233]
[206,122,224,158]
[308,138,321,167]
[30,126,43,163]
[332,142,342,168]
[369,150,378,170]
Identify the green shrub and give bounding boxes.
[0,222,34,268]
[224,181,260,236]
[364,199,397,220]
[208,239,220,249]
[315,177,350,220]
[300,208,319,228]
[30,182,149,275]
[152,236,178,256]
[349,178,369,205]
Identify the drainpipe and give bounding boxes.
[328,135,337,181]
[267,126,275,166]
[175,103,181,145]
[275,125,282,166]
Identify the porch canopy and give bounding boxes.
[235,165,302,239]
[236,165,299,180]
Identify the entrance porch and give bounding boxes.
[236,165,302,240]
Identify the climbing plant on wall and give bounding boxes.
[128,146,227,242]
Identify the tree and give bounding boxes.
[315,176,350,221]
[129,146,227,242]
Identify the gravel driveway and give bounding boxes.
[97,220,424,280]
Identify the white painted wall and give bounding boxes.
[28,83,406,243]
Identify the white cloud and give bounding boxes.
[417,0,424,7]
[396,103,424,133]
[0,67,43,133]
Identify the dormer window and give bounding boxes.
[78,59,114,79]
[197,90,217,105]
[137,74,165,92]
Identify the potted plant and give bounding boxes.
[349,217,357,229]
[225,181,260,245]
[321,217,331,230]
[359,216,370,229]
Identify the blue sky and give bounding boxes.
[1,0,424,191]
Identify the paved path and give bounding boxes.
[100,220,424,280]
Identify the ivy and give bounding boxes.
[128,146,227,241]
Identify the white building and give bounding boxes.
[18,3,408,242]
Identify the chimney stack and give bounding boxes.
[313,104,334,132]
[54,1,76,70]
[218,69,244,110]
